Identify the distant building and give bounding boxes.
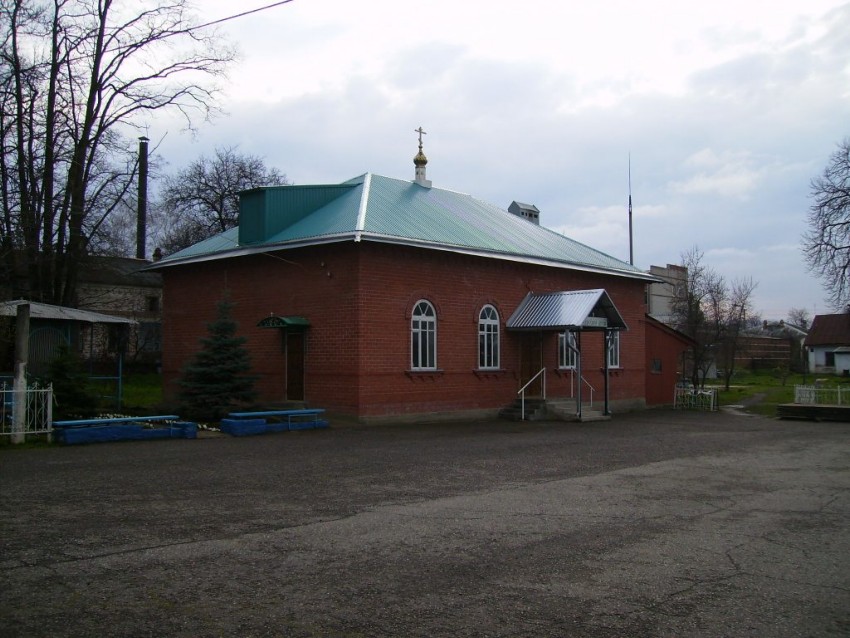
[805,313,850,375]
[0,255,162,372]
[754,320,808,373]
[646,264,687,326]
[77,256,162,364]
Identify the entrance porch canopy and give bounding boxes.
[257,315,310,329]
[506,289,626,419]
[506,289,627,332]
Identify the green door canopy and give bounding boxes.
[257,315,310,329]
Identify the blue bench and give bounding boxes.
[222,409,329,435]
[52,415,197,445]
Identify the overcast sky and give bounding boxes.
[152,0,850,320]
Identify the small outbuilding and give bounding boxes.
[805,313,850,375]
[0,300,136,376]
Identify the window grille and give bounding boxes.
[411,301,437,370]
[607,331,620,368]
[478,305,500,369]
[558,331,577,369]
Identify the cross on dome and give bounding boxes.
[413,126,431,187]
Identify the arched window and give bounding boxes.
[478,305,500,369]
[558,331,577,369]
[411,300,437,370]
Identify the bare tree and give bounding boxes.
[156,145,289,255]
[716,277,757,390]
[671,247,757,389]
[803,137,850,310]
[786,307,811,330]
[0,0,234,305]
[671,247,722,387]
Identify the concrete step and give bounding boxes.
[777,403,850,421]
[546,399,609,422]
[498,399,547,421]
[499,398,611,423]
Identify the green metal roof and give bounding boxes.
[153,173,653,281]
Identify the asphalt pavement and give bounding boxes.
[1,408,849,637]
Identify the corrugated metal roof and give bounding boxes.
[804,313,850,347]
[153,173,654,281]
[164,227,241,261]
[0,300,136,324]
[78,256,162,288]
[506,289,627,330]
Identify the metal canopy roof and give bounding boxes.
[257,315,310,329]
[0,300,136,324]
[506,289,627,331]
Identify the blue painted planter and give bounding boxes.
[220,418,267,436]
[57,421,198,445]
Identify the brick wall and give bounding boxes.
[77,281,162,362]
[161,242,648,419]
[735,335,792,370]
[644,318,691,405]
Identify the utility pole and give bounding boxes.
[629,153,635,266]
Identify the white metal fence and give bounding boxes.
[0,383,54,439]
[794,385,850,405]
[674,387,718,411]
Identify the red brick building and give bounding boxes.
[152,154,663,422]
[644,316,695,405]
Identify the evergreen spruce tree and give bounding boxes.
[179,299,257,420]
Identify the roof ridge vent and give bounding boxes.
[508,201,540,225]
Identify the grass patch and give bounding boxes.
[1,373,165,448]
[120,373,163,411]
[85,372,163,413]
[712,370,847,416]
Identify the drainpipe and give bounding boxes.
[576,332,583,420]
[604,330,612,416]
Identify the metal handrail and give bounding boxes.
[581,375,595,408]
[568,369,595,408]
[517,367,546,420]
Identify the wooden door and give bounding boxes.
[518,331,543,397]
[286,331,305,401]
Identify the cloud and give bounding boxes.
[669,150,763,198]
[149,0,849,319]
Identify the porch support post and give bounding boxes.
[576,331,582,419]
[604,329,612,416]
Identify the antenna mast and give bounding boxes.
[629,152,635,266]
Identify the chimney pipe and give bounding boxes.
[136,136,149,260]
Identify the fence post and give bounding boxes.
[11,303,30,444]
[46,384,54,443]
